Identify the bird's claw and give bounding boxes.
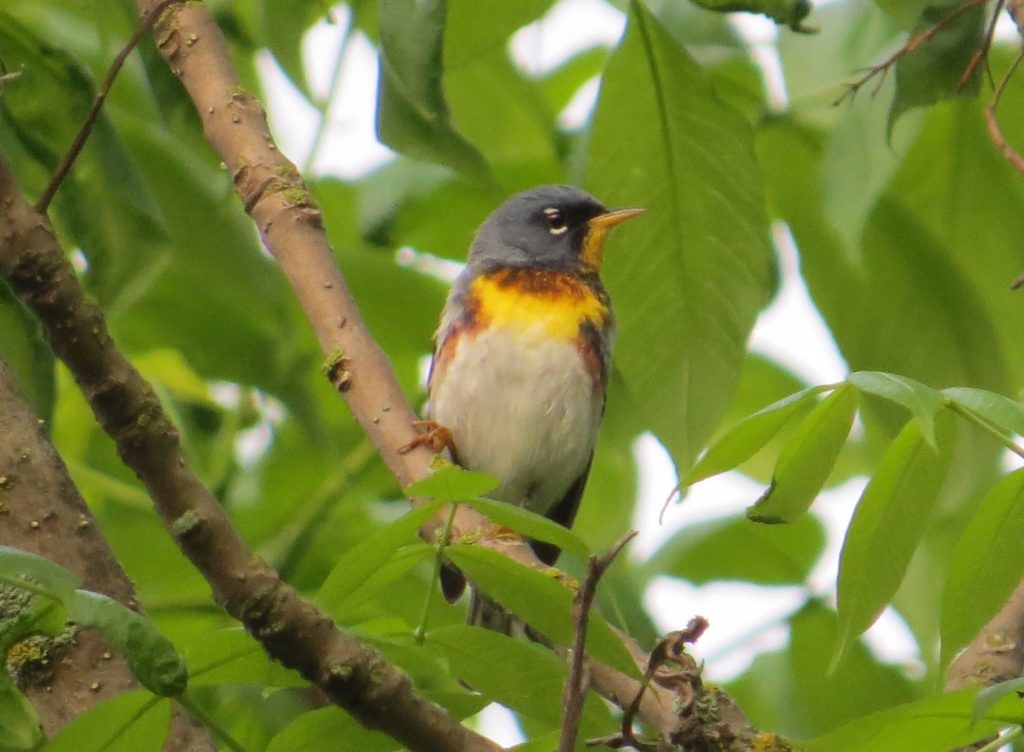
[399,420,457,459]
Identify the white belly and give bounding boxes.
[430,327,601,515]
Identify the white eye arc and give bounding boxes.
[543,207,568,235]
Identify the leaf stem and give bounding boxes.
[415,502,459,644]
[945,401,1024,460]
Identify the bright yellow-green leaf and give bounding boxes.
[747,385,857,524]
[834,414,954,668]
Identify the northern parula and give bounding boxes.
[410,184,642,631]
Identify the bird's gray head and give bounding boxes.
[467,185,641,273]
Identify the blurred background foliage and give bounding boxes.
[3,0,1024,748]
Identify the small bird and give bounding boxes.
[410,184,642,631]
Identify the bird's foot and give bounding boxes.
[399,420,457,458]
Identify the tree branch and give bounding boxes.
[0,154,500,752]
[0,359,213,751]
[946,577,1024,691]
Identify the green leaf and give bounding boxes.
[404,464,498,500]
[802,688,1017,752]
[0,550,72,653]
[848,371,944,447]
[0,11,169,315]
[0,282,54,424]
[265,707,399,752]
[886,98,1024,395]
[444,545,638,677]
[940,468,1024,668]
[336,544,435,617]
[184,628,305,687]
[649,513,825,586]
[442,0,562,190]
[376,0,493,183]
[758,116,1012,405]
[43,692,170,752]
[834,413,954,667]
[459,496,591,560]
[443,0,552,70]
[747,385,858,524]
[871,0,934,29]
[821,75,924,264]
[776,2,900,110]
[888,3,983,133]
[682,386,819,486]
[586,2,774,472]
[69,591,188,697]
[0,675,41,751]
[0,546,80,609]
[315,499,445,616]
[539,47,610,116]
[725,600,917,739]
[686,0,813,32]
[787,602,916,737]
[943,387,1024,438]
[972,676,1024,725]
[114,119,316,420]
[428,624,615,733]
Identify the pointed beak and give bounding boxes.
[589,207,645,230]
[581,207,644,270]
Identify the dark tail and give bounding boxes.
[467,590,517,635]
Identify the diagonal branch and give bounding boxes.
[0,359,214,752]
[0,154,500,752]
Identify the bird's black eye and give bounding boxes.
[542,207,568,235]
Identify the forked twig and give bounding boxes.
[35,0,176,213]
[834,0,988,106]
[984,51,1024,175]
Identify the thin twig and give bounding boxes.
[558,532,637,752]
[984,50,1024,175]
[34,0,176,214]
[834,0,987,106]
[958,0,1005,92]
[302,8,357,175]
[415,502,460,644]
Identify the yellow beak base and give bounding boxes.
[581,207,644,270]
